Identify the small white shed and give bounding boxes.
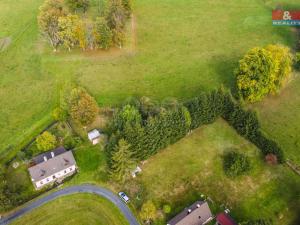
[88,129,101,145]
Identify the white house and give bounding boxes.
[28,147,77,189]
[88,129,101,145]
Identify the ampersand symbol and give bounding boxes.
[283,11,292,20]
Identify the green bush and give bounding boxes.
[223,151,251,177]
[63,136,81,150]
[36,131,57,151]
[162,204,171,214]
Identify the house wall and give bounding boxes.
[92,138,100,145]
[34,165,76,189]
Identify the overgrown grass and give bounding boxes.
[126,120,300,225]
[11,193,130,225]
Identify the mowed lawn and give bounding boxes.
[130,120,300,225]
[251,73,300,164]
[11,194,129,225]
[0,0,298,157]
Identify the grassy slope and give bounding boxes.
[0,0,56,156]
[251,74,300,164]
[11,193,129,225]
[0,0,297,156]
[129,120,300,224]
[78,0,296,105]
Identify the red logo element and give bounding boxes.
[272,10,300,20]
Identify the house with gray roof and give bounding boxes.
[28,147,77,189]
[167,201,213,225]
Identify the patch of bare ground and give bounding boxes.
[0,37,11,52]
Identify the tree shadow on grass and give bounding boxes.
[208,54,239,93]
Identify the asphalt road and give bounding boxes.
[0,184,139,225]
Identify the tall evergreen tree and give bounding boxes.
[110,139,136,183]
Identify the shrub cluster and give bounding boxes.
[38,0,132,51]
[223,151,251,177]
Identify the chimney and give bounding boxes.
[188,209,192,214]
[43,156,47,162]
[51,152,55,158]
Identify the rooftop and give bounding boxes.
[32,146,66,165]
[28,150,76,182]
[88,129,101,140]
[167,201,213,225]
[216,213,237,225]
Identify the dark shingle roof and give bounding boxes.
[32,146,66,165]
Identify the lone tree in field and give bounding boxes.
[66,0,90,12]
[36,131,57,151]
[110,139,135,183]
[106,0,127,48]
[69,87,99,126]
[38,0,67,51]
[236,45,292,102]
[140,200,157,224]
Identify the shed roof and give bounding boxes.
[167,201,213,225]
[88,129,101,140]
[28,150,76,182]
[216,213,237,225]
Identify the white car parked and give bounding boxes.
[118,192,130,203]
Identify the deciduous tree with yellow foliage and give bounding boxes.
[235,45,292,102]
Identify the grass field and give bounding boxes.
[251,72,300,164]
[0,0,299,157]
[1,0,300,224]
[127,120,300,224]
[11,193,129,225]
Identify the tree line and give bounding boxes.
[106,89,285,183]
[38,0,132,51]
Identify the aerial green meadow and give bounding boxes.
[0,0,299,157]
[1,0,300,224]
[11,194,129,225]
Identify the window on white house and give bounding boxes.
[64,170,67,174]
[40,181,43,185]
[70,168,72,171]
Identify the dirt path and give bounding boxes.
[131,14,137,52]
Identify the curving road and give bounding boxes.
[0,184,139,225]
